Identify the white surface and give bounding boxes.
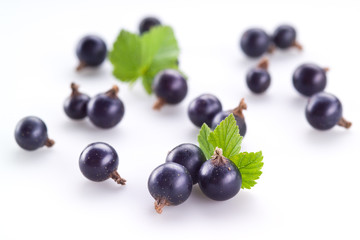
[1,0,360,239]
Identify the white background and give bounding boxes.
[1,0,360,239]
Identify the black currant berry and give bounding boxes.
[79,142,126,184]
[293,63,328,97]
[212,98,247,137]
[240,28,271,58]
[246,58,271,94]
[198,148,242,201]
[306,92,352,130]
[64,83,90,120]
[76,35,107,71]
[139,17,161,34]
[148,162,192,214]
[152,69,188,110]
[87,85,125,129]
[272,25,302,50]
[15,116,54,151]
[188,94,222,128]
[165,143,206,184]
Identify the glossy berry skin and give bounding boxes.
[272,25,297,49]
[153,69,188,105]
[64,94,90,119]
[305,92,343,130]
[246,68,271,94]
[15,116,52,151]
[148,162,192,213]
[64,84,90,120]
[188,94,222,128]
[240,28,271,58]
[166,143,206,184]
[198,153,242,201]
[212,111,247,137]
[139,17,161,34]
[293,63,327,97]
[79,142,119,182]
[87,86,124,129]
[76,35,107,68]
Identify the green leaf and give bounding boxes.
[231,151,264,189]
[141,26,179,69]
[109,26,181,93]
[208,114,243,159]
[109,30,143,82]
[197,124,215,160]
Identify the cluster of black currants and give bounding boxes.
[148,144,242,214]
[64,83,125,129]
[241,25,301,95]
[240,24,302,58]
[292,64,352,130]
[240,24,352,131]
[14,83,126,151]
[188,95,247,137]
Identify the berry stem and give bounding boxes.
[154,197,170,214]
[211,147,227,166]
[45,138,55,148]
[153,98,166,110]
[337,117,352,129]
[292,41,303,51]
[323,67,330,72]
[76,61,86,71]
[232,98,247,119]
[109,170,126,185]
[257,57,269,70]
[105,85,120,98]
[70,83,80,97]
[267,44,275,54]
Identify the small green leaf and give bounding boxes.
[109,30,143,82]
[231,151,264,189]
[197,124,214,160]
[141,75,153,94]
[208,114,243,159]
[109,26,182,94]
[141,26,179,68]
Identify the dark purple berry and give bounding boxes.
[166,143,206,184]
[240,28,271,58]
[64,83,90,120]
[87,85,125,129]
[188,94,222,128]
[79,142,126,184]
[148,162,192,214]
[272,24,302,50]
[15,116,54,151]
[198,148,242,201]
[246,58,271,94]
[152,69,188,110]
[76,35,107,71]
[306,92,351,130]
[139,17,161,34]
[212,99,247,137]
[293,63,328,97]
